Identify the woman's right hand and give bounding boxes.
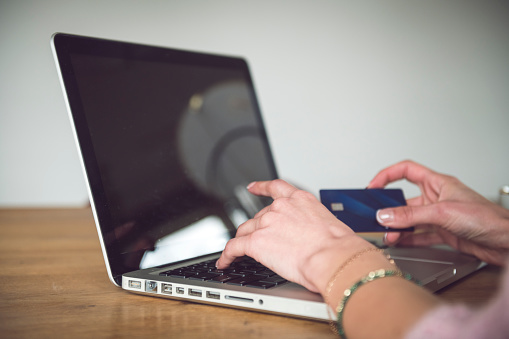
[368,160,509,265]
[216,179,373,294]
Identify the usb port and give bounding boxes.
[176,287,185,294]
[189,288,202,297]
[206,291,220,300]
[161,283,172,295]
[128,280,142,289]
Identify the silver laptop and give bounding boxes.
[51,33,483,321]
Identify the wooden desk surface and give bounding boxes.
[0,208,502,338]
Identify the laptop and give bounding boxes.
[51,33,483,321]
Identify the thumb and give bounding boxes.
[376,204,444,228]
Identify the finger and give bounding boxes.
[368,160,434,188]
[395,232,445,247]
[384,232,402,246]
[406,196,423,206]
[377,204,448,229]
[235,218,261,238]
[247,179,299,199]
[253,204,271,219]
[216,236,251,269]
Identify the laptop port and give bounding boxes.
[161,283,172,295]
[189,288,202,297]
[176,287,185,294]
[206,291,220,300]
[225,295,254,303]
[128,280,142,289]
[145,280,158,293]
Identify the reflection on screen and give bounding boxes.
[140,215,230,269]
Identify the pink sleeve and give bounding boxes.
[405,263,509,339]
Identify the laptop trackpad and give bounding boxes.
[387,247,457,286]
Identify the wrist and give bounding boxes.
[303,235,375,295]
[303,234,403,311]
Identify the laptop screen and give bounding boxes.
[52,34,277,285]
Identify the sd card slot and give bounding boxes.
[225,295,254,303]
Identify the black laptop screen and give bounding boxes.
[53,34,277,285]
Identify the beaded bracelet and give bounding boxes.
[335,269,414,339]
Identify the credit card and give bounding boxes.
[319,188,413,232]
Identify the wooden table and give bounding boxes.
[0,208,502,338]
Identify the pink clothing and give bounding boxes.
[406,262,509,339]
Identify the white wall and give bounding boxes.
[1,0,508,207]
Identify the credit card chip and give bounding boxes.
[331,202,344,211]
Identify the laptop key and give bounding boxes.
[208,274,239,283]
[245,281,277,289]
[227,271,251,277]
[190,266,210,273]
[259,275,288,285]
[159,269,184,277]
[257,269,276,277]
[182,270,201,277]
[189,272,222,281]
[209,268,235,274]
[225,274,259,286]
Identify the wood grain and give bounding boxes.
[0,208,501,338]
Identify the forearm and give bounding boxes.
[340,276,440,338]
[307,239,441,339]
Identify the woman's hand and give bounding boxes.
[368,160,509,265]
[216,179,372,293]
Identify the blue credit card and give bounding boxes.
[319,189,413,232]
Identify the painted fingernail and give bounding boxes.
[377,209,394,224]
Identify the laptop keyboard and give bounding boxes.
[159,257,288,289]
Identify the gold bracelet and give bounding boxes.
[324,248,395,336]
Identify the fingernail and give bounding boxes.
[247,182,256,190]
[377,209,394,224]
[215,260,219,268]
